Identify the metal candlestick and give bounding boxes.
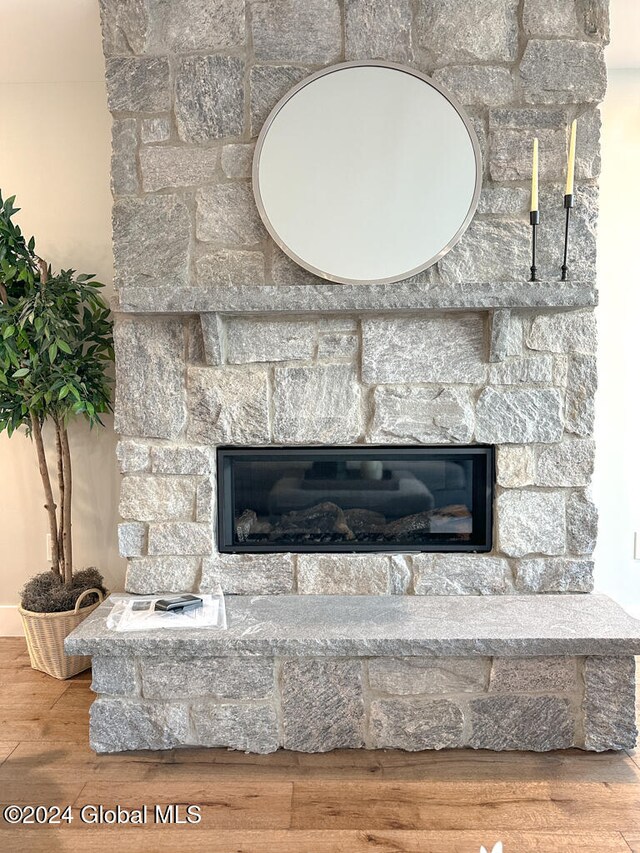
[560,193,574,281]
[529,209,539,282]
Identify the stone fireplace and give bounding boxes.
[65,0,640,754]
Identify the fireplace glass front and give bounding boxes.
[217,446,493,553]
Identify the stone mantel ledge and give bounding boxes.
[65,593,640,659]
[114,280,597,316]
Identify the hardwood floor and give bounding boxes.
[0,638,638,852]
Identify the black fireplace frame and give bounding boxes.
[217,445,494,554]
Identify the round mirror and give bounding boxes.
[253,61,482,285]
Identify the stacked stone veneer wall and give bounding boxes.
[101,0,609,598]
[90,653,636,753]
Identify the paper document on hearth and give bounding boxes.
[106,590,227,632]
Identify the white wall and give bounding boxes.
[0,0,125,634]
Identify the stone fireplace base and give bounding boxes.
[65,593,640,754]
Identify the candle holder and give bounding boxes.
[529,209,539,282]
[560,193,574,281]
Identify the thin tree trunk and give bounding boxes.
[60,424,73,585]
[54,419,66,578]
[30,413,60,576]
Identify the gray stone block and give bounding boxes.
[162,0,245,51]
[581,0,609,42]
[534,440,595,487]
[141,658,273,700]
[413,555,511,595]
[105,57,170,111]
[514,558,594,593]
[567,491,598,554]
[175,55,244,142]
[201,554,294,595]
[437,220,531,283]
[565,354,597,436]
[521,39,607,104]
[66,593,640,660]
[116,440,150,474]
[369,657,489,694]
[273,364,362,443]
[140,116,171,144]
[583,657,637,750]
[469,696,575,750]
[389,555,412,595]
[576,109,602,179]
[489,308,512,362]
[298,555,390,595]
[489,108,568,182]
[281,659,365,752]
[221,143,255,178]
[150,446,212,475]
[140,147,219,192]
[417,0,519,63]
[118,522,147,558]
[199,314,225,366]
[362,315,486,385]
[147,522,212,556]
[191,702,279,753]
[114,317,187,439]
[251,0,341,63]
[317,333,359,359]
[370,698,464,750]
[370,387,474,444]
[497,491,566,557]
[195,478,213,523]
[113,196,191,290]
[496,446,534,488]
[475,388,564,444]
[433,65,514,107]
[119,476,196,521]
[226,317,316,363]
[250,65,310,137]
[477,188,530,217]
[125,556,201,594]
[522,0,578,36]
[111,119,138,196]
[98,0,147,55]
[345,0,413,62]
[489,657,579,693]
[91,657,138,697]
[196,184,265,245]
[90,697,190,753]
[489,355,554,385]
[197,251,266,287]
[187,365,270,444]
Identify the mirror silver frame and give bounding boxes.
[252,60,483,286]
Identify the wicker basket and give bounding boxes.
[19,587,105,680]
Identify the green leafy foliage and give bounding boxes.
[0,190,114,436]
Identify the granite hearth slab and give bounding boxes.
[115,280,597,315]
[66,593,640,659]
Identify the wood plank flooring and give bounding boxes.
[0,638,638,852]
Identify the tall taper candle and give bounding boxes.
[562,120,577,280]
[529,137,539,281]
[565,119,577,196]
[530,137,539,212]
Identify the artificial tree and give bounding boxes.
[0,191,114,592]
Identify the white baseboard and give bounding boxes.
[0,606,24,636]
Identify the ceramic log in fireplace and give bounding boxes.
[217,446,494,553]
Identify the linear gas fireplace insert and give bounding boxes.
[217,446,494,554]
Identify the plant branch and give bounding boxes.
[60,423,73,584]
[30,413,60,576]
[0,282,7,305]
[54,419,66,578]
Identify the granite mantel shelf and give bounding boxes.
[115,280,597,315]
[66,593,640,659]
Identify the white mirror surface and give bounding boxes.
[253,62,481,285]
